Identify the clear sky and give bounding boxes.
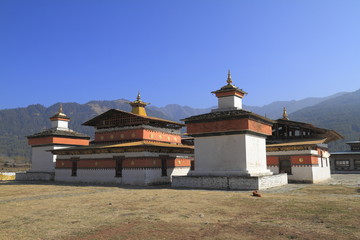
[1,0,360,110]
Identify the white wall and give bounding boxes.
[288,166,314,182]
[55,168,122,183]
[192,134,271,176]
[31,145,69,172]
[245,135,271,175]
[218,95,242,110]
[311,157,331,183]
[172,173,287,190]
[266,154,331,183]
[31,146,56,172]
[55,167,190,185]
[51,120,68,129]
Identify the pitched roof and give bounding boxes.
[27,128,90,139]
[270,118,343,143]
[182,109,274,125]
[82,109,184,129]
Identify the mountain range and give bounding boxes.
[0,89,359,163]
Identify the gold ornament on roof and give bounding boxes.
[282,107,289,120]
[136,91,141,101]
[129,91,150,116]
[227,69,233,85]
[57,104,67,117]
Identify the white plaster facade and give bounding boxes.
[216,95,243,111]
[55,151,192,185]
[30,145,70,172]
[55,167,191,185]
[51,119,68,129]
[267,150,331,183]
[192,134,271,177]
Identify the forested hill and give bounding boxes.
[289,89,360,151]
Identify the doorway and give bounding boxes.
[279,158,292,175]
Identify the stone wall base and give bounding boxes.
[16,171,55,181]
[172,173,288,190]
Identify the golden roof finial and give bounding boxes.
[129,91,149,116]
[137,91,141,101]
[50,103,68,119]
[59,103,63,113]
[282,107,289,120]
[227,69,233,85]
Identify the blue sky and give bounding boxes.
[1,0,360,110]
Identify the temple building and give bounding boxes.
[16,105,90,181]
[330,138,360,173]
[52,93,194,185]
[266,108,343,183]
[172,71,288,190]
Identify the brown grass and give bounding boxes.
[0,182,359,240]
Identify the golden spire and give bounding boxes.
[227,69,233,85]
[129,91,150,116]
[282,107,289,120]
[136,91,141,101]
[50,103,68,119]
[59,104,63,113]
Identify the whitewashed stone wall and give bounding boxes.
[267,151,331,183]
[267,166,279,174]
[311,157,331,183]
[172,173,287,190]
[31,145,70,172]
[16,172,55,181]
[55,166,190,185]
[55,168,121,184]
[192,134,271,176]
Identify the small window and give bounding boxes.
[190,160,195,171]
[335,160,350,170]
[161,158,167,177]
[354,160,360,170]
[115,157,123,177]
[71,159,78,176]
[335,160,350,167]
[321,157,324,168]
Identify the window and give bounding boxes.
[190,160,195,171]
[71,158,78,176]
[161,158,167,176]
[354,160,360,170]
[352,146,360,151]
[115,157,124,177]
[335,160,350,170]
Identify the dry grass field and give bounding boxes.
[0,178,359,240]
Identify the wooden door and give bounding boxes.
[279,159,292,175]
